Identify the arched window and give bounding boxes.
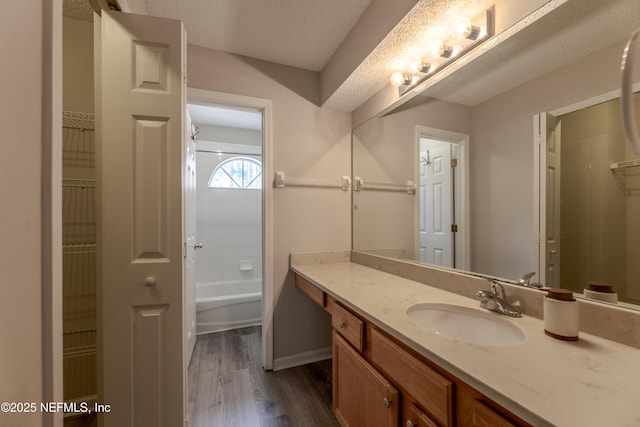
[208,156,262,189]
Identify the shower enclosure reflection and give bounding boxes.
[546,92,640,305]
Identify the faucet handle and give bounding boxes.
[518,272,536,286]
[477,289,491,299]
[484,278,505,299]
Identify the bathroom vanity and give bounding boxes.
[291,251,640,427]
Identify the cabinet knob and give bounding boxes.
[383,397,391,408]
[338,320,346,329]
[406,421,415,427]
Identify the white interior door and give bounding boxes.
[97,11,186,426]
[536,113,561,286]
[420,145,453,267]
[185,113,197,364]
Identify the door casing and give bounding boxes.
[187,87,274,370]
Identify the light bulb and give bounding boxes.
[427,40,444,58]
[390,72,408,87]
[452,17,481,40]
[409,58,430,73]
[409,58,421,73]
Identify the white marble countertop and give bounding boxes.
[291,260,640,427]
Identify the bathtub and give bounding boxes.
[196,279,262,334]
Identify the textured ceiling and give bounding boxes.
[144,0,372,72]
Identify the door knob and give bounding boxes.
[194,243,203,249]
[143,276,156,287]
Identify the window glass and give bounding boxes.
[208,156,262,189]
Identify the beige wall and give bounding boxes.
[187,45,352,361]
[0,1,58,425]
[63,17,94,114]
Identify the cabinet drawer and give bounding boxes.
[472,399,517,427]
[295,275,325,308]
[370,328,453,427]
[332,302,365,353]
[405,402,439,427]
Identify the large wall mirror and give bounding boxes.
[352,0,640,309]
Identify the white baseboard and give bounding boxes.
[272,346,332,371]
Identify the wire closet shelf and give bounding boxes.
[610,159,640,195]
[62,111,97,404]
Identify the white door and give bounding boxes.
[184,113,197,364]
[420,145,453,267]
[536,113,561,286]
[97,11,186,426]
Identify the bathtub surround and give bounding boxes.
[195,144,262,286]
[192,119,265,334]
[291,250,640,426]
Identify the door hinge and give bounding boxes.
[451,224,458,233]
[184,242,187,260]
[451,159,458,168]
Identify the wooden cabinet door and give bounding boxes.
[333,331,399,427]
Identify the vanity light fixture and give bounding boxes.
[390,8,494,96]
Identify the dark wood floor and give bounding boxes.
[188,326,340,427]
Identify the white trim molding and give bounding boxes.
[186,88,275,370]
[44,1,64,426]
[272,346,332,371]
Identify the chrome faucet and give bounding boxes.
[517,271,543,289]
[477,279,522,317]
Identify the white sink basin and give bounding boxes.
[407,303,525,347]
